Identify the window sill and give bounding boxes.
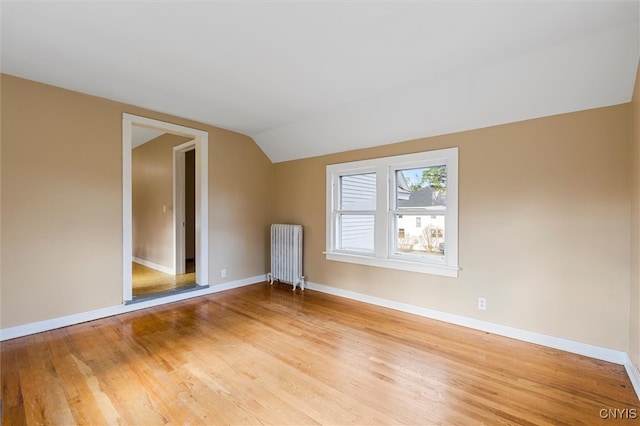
[325,252,459,278]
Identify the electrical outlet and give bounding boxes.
[478,297,486,310]
[221,268,227,278]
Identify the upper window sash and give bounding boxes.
[389,160,449,209]
[330,166,378,256]
[337,171,377,212]
[331,166,376,210]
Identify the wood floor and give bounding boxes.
[132,261,196,298]
[2,283,639,425]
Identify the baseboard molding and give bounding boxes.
[133,257,174,275]
[625,355,640,400]
[0,274,266,341]
[305,281,628,365]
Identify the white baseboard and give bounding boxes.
[133,257,174,275]
[0,275,266,341]
[305,281,628,365]
[625,354,640,400]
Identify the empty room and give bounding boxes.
[1,1,640,424]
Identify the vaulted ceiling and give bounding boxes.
[2,1,639,162]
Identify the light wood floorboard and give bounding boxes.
[2,282,639,425]
[132,261,196,297]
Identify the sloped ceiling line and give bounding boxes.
[1,2,638,162]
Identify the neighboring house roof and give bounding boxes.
[398,186,445,208]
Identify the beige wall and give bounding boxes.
[0,74,273,328]
[631,61,640,370]
[209,124,274,277]
[1,71,637,359]
[274,105,631,351]
[132,133,191,269]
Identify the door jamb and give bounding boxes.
[122,113,209,302]
[173,141,196,276]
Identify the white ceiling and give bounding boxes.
[131,126,166,149]
[2,1,639,162]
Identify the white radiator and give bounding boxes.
[268,224,305,290]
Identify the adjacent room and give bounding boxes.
[1,1,640,424]
[130,128,199,300]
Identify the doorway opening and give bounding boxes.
[183,148,197,275]
[122,114,209,303]
[173,141,197,276]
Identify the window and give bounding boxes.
[337,172,376,252]
[326,147,458,277]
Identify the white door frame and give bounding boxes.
[122,113,209,302]
[173,141,196,276]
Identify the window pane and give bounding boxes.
[340,173,376,210]
[395,214,445,257]
[339,214,374,252]
[396,166,446,209]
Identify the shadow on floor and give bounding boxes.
[127,283,210,305]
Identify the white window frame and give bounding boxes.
[326,147,459,278]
